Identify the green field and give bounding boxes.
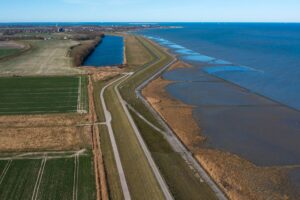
[0,76,88,115]
[0,151,96,200]
[0,49,22,59]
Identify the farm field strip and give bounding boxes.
[31,157,47,200]
[73,154,79,200]
[0,150,96,200]
[0,160,12,185]
[0,76,88,115]
[0,150,87,161]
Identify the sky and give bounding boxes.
[0,0,300,22]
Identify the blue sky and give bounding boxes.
[1,0,300,22]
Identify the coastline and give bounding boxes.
[142,60,294,200]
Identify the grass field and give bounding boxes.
[0,49,22,59]
[0,150,96,200]
[0,76,88,115]
[0,40,84,76]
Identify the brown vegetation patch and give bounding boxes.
[70,36,102,66]
[125,35,152,67]
[0,113,92,152]
[196,149,290,200]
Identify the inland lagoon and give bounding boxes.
[84,35,124,67]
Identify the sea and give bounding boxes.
[137,23,300,169]
[138,23,300,111]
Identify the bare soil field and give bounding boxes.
[0,40,85,76]
[143,61,293,200]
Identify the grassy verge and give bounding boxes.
[104,78,165,200]
[120,37,170,129]
[130,110,217,200]
[99,124,124,200]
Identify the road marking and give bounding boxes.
[0,160,12,185]
[31,156,47,200]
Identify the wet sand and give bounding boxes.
[143,61,299,200]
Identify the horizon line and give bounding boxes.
[1,21,300,24]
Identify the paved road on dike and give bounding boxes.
[134,41,228,200]
[115,74,174,200]
[100,75,132,200]
[98,37,227,200]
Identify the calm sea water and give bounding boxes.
[84,35,124,67]
[139,23,300,111]
[137,23,300,167]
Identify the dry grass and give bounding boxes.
[0,40,85,76]
[0,114,92,152]
[124,35,152,68]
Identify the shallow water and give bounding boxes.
[138,27,300,168]
[84,35,123,67]
[140,23,300,111]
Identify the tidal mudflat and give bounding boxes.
[141,35,300,199]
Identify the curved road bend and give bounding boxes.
[115,74,174,200]
[100,75,132,200]
[134,38,228,200]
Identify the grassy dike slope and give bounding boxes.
[120,36,217,200]
[93,35,162,200]
[94,35,217,200]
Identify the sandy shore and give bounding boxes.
[143,61,294,200]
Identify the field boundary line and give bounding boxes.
[31,155,47,200]
[0,110,77,115]
[0,160,12,185]
[77,76,82,113]
[0,150,87,161]
[73,154,79,200]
